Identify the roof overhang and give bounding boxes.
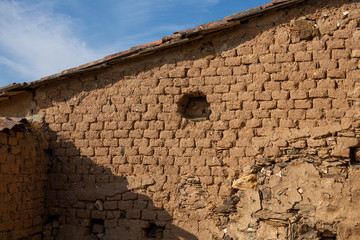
[0,0,305,102]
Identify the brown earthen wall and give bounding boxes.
[0,127,48,239]
[0,0,360,239]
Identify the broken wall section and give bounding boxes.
[0,122,49,239]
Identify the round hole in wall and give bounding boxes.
[177,92,210,121]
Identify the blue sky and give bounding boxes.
[0,0,270,87]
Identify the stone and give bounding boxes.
[290,17,319,42]
[94,200,104,211]
[232,174,257,190]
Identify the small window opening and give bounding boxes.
[143,223,165,239]
[178,92,210,121]
[90,219,104,234]
[350,147,360,165]
[45,214,59,224]
[120,210,126,218]
[319,230,336,240]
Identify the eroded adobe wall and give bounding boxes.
[0,126,49,239]
[0,0,360,239]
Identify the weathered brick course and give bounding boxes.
[0,127,48,240]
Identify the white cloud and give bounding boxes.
[0,0,222,86]
[0,0,102,83]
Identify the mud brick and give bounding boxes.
[306,109,324,119]
[318,59,338,70]
[288,42,306,52]
[307,70,326,79]
[247,82,264,92]
[299,62,316,70]
[249,64,265,74]
[204,76,221,85]
[141,95,158,105]
[272,91,289,100]
[264,81,281,91]
[332,49,350,59]
[214,85,229,93]
[55,114,69,124]
[77,209,90,218]
[143,130,159,139]
[270,72,288,81]
[281,81,296,90]
[264,63,281,73]
[279,119,296,128]
[103,201,118,210]
[328,89,347,99]
[255,91,272,101]
[101,130,114,139]
[299,80,316,90]
[237,46,253,56]
[339,59,358,71]
[138,146,154,156]
[243,101,259,110]
[188,77,204,86]
[247,119,262,128]
[164,165,179,175]
[288,109,306,120]
[141,210,156,220]
[313,50,331,60]
[276,53,293,63]
[242,55,259,64]
[180,138,195,148]
[260,101,277,110]
[225,57,241,66]
[294,100,312,109]
[337,137,359,147]
[230,83,246,92]
[271,109,288,118]
[332,99,350,109]
[288,71,306,82]
[252,110,270,118]
[193,59,209,68]
[253,73,270,82]
[253,44,269,55]
[333,29,352,39]
[277,100,294,109]
[318,80,336,90]
[118,201,133,210]
[351,49,360,58]
[259,54,275,63]
[222,93,237,102]
[169,68,187,78]
[195,139,211,148]
[222,49,236,57]
[202,67,217,76]
[290,140,307,149]
[233,66,248,75]
[313,99,331,109]
[294,51,312,61]
[160,131,174,139]
[309,89,328,98]
[229,119,245,129]
[327,39,345,49]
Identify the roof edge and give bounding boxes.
[0,0,305,100]
[0,117,28,132]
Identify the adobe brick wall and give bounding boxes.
[0,0,360,239]
[0,126,48,240]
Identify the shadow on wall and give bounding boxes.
[42,126,197,240]
[0,0,338,117]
